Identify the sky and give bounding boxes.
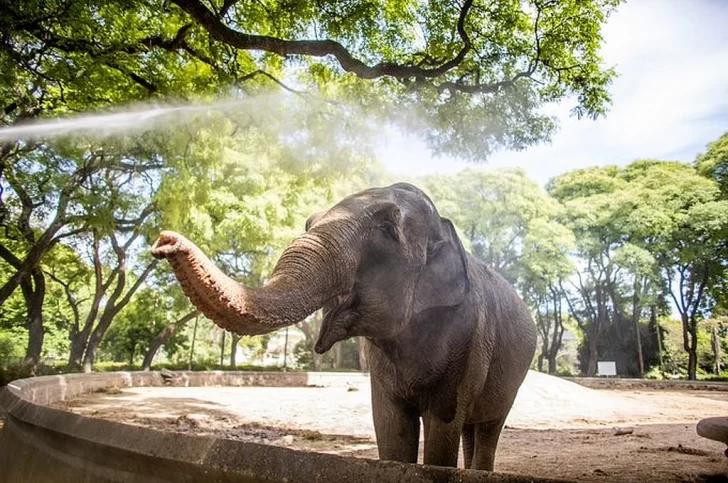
[377,0,728,186]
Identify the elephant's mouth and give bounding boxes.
[315,293,360,354]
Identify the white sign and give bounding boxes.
[597,361,617,377]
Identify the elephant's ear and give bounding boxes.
[413,218,470,314]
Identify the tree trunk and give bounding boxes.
[83,308,122,373]
[687,317,698,380]
[536,300,551,374]
[68,325,94,371]
[687,349,698,380]
[631,277,644,377]
[547,288,564,375]
[681,312,698,380]
[82,316,108,372]
[230,333,241,368]
[220,329,226,368]
[648,305,663,370]
[298,314,323,371]
[333,343,343,369]
[547,354,558,374]
[585,330,598,377]
[357,337,368,371]
[66,234,106,371]
[142,311,198,370]
[312,352,322,371]
[188,316,199,370]
[82,259,157,373]
[21,269,46,376]
[712,326,722,374]
[282,327,289,370]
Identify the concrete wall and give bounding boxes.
[0,372,564,483]
[563,376,728,392]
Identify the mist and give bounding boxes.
[0,92,385,172]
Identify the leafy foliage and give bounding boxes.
[2,0,620,160]
[697,132,728,198]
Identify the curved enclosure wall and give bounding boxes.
[0,371,561,483]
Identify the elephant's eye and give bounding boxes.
[376,222,399,242]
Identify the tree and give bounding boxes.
[548,167,650,376]
[2,0,621,161]
[297,313,324,372]
[0,138,163,372]
[550,161,728,379]
[100,286,194,368]
[627,162,728,379]
[0,0,271,372]
[141,312,198,370]
[79,235,158,372]
[696,132,728,318]
[697,131,728,198]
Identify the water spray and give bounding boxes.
[0,100,247,143]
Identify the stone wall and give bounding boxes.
[0,371,564,483]
[563,376,728,392]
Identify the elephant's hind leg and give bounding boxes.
[461,423,475,469]
[471,417,507,471]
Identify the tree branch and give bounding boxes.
[239,69,306,95]
[114,259,159,311]
[45,268,83,329]
[0,240,22,268]
[171,0,473,81]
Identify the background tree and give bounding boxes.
[695,131,728,317]
[549,167,648,376]
[697,132,728,198]
[626,162,728,379]
[100,287,193,367]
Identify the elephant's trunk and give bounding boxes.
[151,229,356,335]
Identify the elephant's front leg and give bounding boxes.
[371,378,420,463]
[422,412,463,467]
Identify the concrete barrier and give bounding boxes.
[0,372,564,483]
[562,376,728,391]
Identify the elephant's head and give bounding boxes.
[152,183,470,354]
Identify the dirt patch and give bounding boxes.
[54,373,728,482]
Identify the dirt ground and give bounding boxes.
[54,371,728,482]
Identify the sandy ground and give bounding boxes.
[54,371,728,482]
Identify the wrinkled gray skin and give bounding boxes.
[152,183,536,470]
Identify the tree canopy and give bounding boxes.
[3,0,620,159]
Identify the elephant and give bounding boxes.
[151,182,536,471]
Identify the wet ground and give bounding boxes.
[54,372,728,482]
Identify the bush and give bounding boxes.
[644,367,666,380]
[702,373,728,382]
